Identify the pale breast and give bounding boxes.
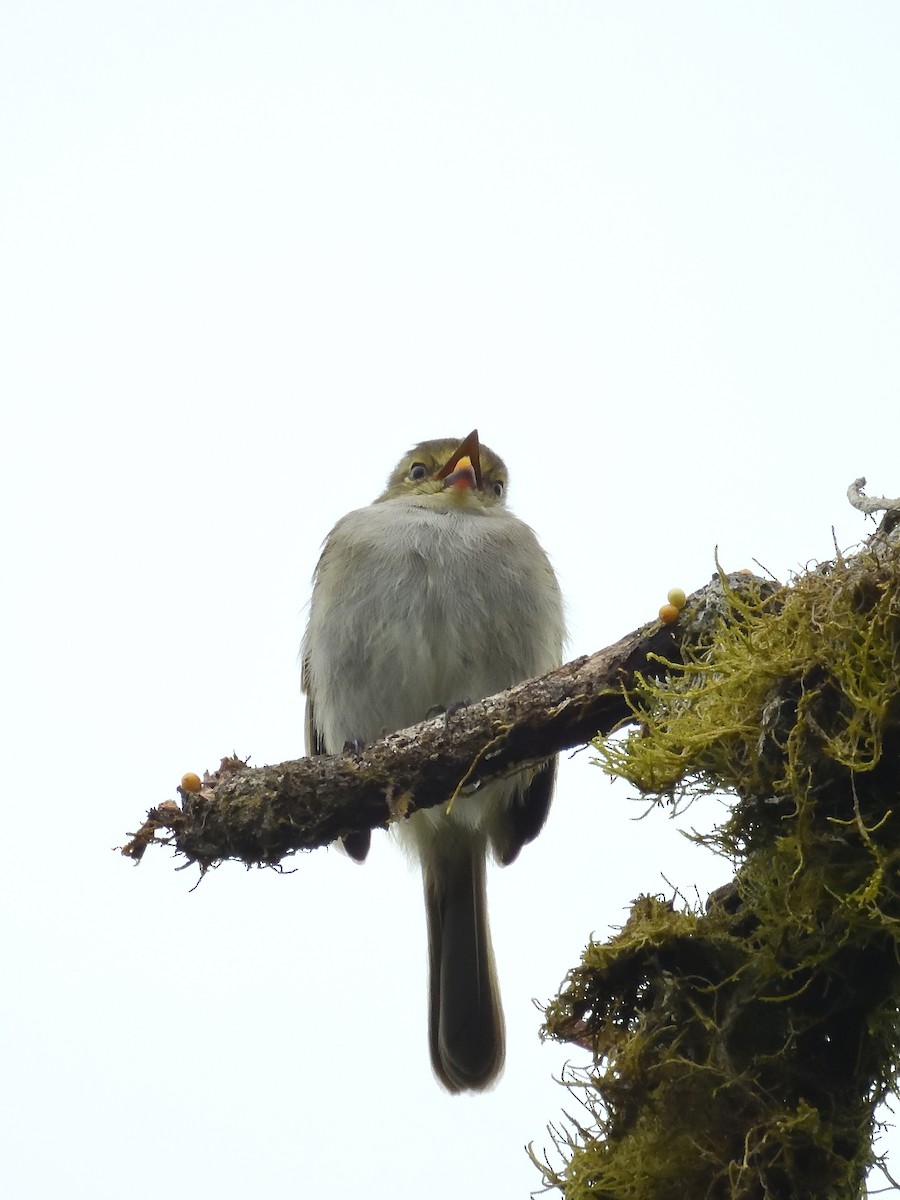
[303,498,563,754]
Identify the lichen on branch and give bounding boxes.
[537,521,900,1199]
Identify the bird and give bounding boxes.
[301,430,564,1092]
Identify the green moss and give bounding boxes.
[537,546,900,1199]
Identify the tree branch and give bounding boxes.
[847,476,900,545]
[846,475,900,519]
[121,572,772,871]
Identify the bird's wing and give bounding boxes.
[302,658,326,757]
[302,657,372,863]
[491,757,557,867]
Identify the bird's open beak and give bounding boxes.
[437,429,483,492]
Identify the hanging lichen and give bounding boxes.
[535,530,900,1200]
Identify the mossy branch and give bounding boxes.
[121,572,771,871]
[535,510,900,1200]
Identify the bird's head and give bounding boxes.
[376,430,508,510]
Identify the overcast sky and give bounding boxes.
[3,3,900,1197]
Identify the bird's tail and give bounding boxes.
[423,835,504,1093]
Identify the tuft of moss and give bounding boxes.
[537,543,900,1199]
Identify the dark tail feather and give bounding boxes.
[424,838,504,1093]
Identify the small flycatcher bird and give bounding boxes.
[301,430,564,1092]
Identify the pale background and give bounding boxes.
[3,3,899,1196]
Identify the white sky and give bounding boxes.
[3,3,900,1197]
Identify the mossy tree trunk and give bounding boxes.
[536,517,900,1200]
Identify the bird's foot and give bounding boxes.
[425,698,470,731]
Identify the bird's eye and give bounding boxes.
[408,463,428,482]
[493,480,505,498]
